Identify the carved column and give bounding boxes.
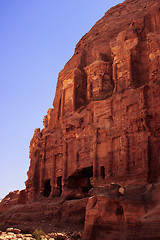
[73,82,76,111]
[39,154,43,194]
[139,86,150,131]
[112,62,117,93]
[63,143,68,185]
[127,54,133,88]
[61,90,65,116]
[87,81,92,101]
[99,76,103,93]
[93,129,99,178]
[51,155,56,196]
[124,134,130,174]
[108,150,113,178]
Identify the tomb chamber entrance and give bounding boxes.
[43,180,51,197]
[66,166,93,193]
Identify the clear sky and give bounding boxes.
[0,0,124,199]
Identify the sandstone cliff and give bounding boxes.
[26,0,160,201]
[1,0,160,239]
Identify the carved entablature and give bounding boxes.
[147,32,160,83]
[59,67,87,116]
[110,29,138,92]
[61,69,75,115]
[85,60,113,101]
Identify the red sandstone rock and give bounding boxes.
[0,191,20,213]
[0,190,27,214]
[1,0,160,239]
[6,227,21,234]
[0,197,86,234]
[25,0,160,203]
[17,189,27,204]
[24,0,160,238]
[83,183,160,240]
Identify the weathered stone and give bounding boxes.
[83,183,160,240]
[6,228,14,233]
[6,228,21,234]
[25,0,160,204]
[24,234,32,237]
[48,233,56,238]
[0,0,160,239]
[17,190,27,205]
[16,234,23,238]
[119,187,125,195]
[0,191,20,213]
[12,228,21,234]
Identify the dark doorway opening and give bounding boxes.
[43,180,51,197]
[57,176,62,196]
[67,166,93,193]
[100,166,105,179]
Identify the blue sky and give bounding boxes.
[0,0,123,199]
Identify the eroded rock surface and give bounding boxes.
[0,191,20,214]
[0,190,27,214]
[1,0,160,239]
[26,0,160,202]
[83,183,160,240]
[0,197,87,234]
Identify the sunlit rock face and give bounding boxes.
[25,0,160,202]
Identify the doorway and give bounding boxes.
[43,180,51,197]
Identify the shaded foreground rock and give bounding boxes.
[0,197,87,234]
[83,183,160,240]
[0,183,160,239]
[0,191,20,214]
[0,190,27,214]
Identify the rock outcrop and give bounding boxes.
[1,0,160,239]
[83,183,160,240]
[0,190,27,214]
[0,191,20,214]
[0,197,87,234]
